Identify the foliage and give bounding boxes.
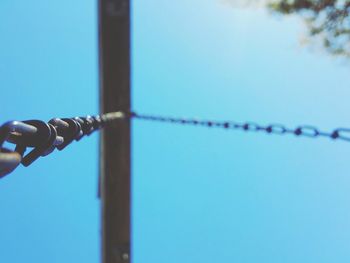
[268,0,350,57]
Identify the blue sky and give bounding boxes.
[1,1,350,263]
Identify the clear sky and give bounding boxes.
[1,1,350,263]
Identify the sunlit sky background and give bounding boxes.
[1,1,350,262]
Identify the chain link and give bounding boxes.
[0,110,349,178]
[0,112,126,177]
[131,112,350,142]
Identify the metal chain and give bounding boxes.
[0,110,349,178]
[0,112,126,178]
[130,112,350,142]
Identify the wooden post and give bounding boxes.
[98,0,131,263]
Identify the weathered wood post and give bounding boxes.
[98,0,131,262]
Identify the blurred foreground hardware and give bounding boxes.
[0,112,126,178]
